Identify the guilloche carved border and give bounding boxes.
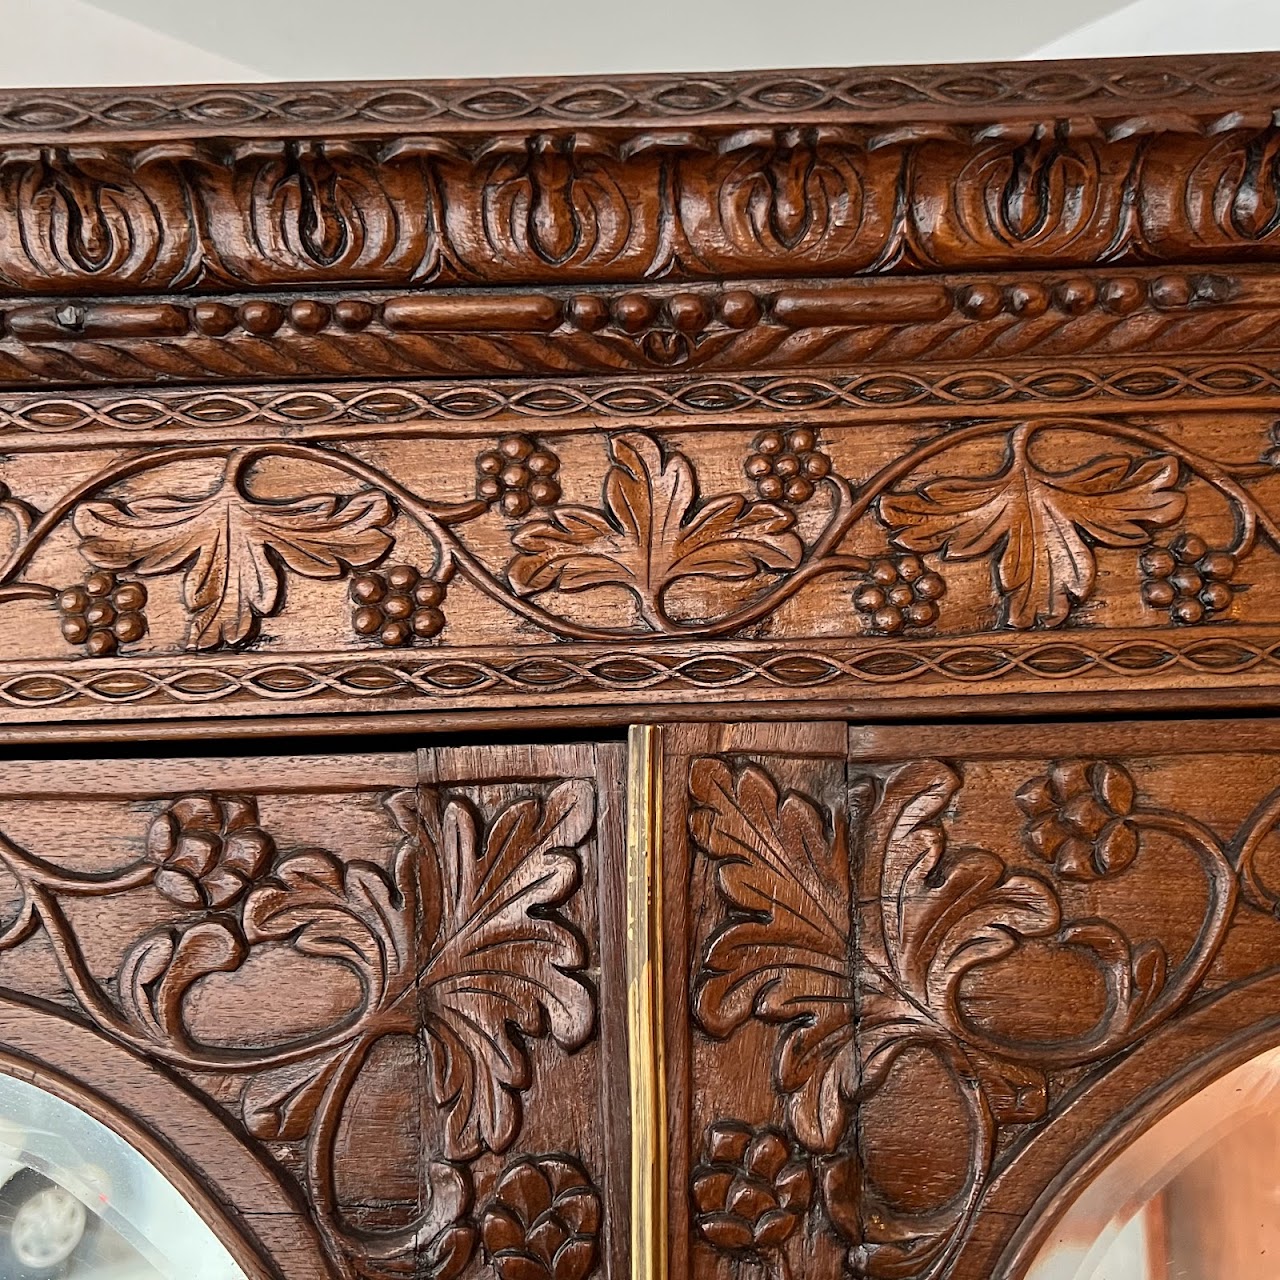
[4,357,1280,445]
[4,55,1280,136]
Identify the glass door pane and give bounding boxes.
[0,1072,245,1280]
[1028,1046,1280,1280]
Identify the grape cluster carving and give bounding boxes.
[57,570,148,655]
[1140,534,1238,623]
[350,564,448,647]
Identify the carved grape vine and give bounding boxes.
[0,418,1275,653]
[689,753,1265,1279]
[0,781,603,1280]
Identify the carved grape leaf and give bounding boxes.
[241,1051,349,1142]
[858,762,1061,1087]
[690,757,855,1153]
[863,761,1061,1011]
[508,432,802,627]
[74,474,394,648]
[878,434,1185,628]
[410,780,596,1160]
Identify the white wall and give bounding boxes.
[0,0,258,87]
[1036,0,1280,58]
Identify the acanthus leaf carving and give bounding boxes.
[73,461,394,648]
[691,757,855,1154]
[878,426,1187,627]
[862,760,1060,1013]
[408,778,596,1160]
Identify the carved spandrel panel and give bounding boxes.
[5,408,1280,725]
[0,744,627,1280]
[669,720,1280,1280]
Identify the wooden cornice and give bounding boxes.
[0,58,1278,388]
[2,55,1280,736]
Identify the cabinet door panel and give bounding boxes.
[0,742,627,1280]
[655,723,849,1280]
[660,719,1280,1280]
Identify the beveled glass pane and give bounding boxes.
[0,1071,246,1279]
[1028,1045,1280,1279]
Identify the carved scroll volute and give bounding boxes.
[847,747,1242,1280]
[682,725,1254,1280]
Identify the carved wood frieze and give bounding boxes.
[4,53,1280,727]
[0,745,627,1280]
[3,102,1280,300]
[1,406,1280,722]
[659,721,1280,1280]
[1,57,1280,389]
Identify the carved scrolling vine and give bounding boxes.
[687,754,1280,1280]
[0,417,1273,661]
[0,782,605,1280]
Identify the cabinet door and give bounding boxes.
[0,741,628,1280]
[653,720,1280,1280]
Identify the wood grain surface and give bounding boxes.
[6,47,1280,1280]
[2,55,1280,733]
[0,743,626,1280]
[658,718,1280,1280]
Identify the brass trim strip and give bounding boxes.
[626,724,667,1280]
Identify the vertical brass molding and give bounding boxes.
[626,724,667,1280]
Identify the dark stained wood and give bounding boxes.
[2,56,1280,733]
[6,48,1280,1280]
[659,718,1280,1279]
[0,744,626,1280]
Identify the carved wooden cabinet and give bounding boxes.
[3,49,1280,1280]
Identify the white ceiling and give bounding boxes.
[0,0,1274,89]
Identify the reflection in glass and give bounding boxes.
[1028,1045,1280,1279]
[0,1072,246,1279]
